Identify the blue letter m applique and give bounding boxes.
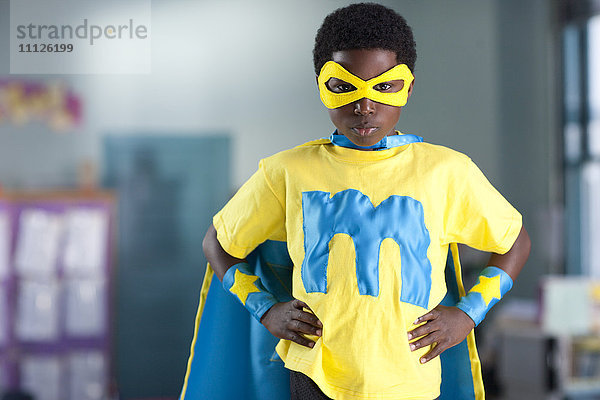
[301,189,432,308]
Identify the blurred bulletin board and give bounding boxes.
[103,135,230,400]
[541,277,600,336]
[0,190,115,400]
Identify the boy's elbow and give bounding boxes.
[510,225,531,270]
[519,225,532,259]
[202,224,245,281]
[202,224,218,261]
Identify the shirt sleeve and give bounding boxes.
[213,159,286,259]
[442,157,522,254]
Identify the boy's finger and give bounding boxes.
[292,299,317,315]
[407,320,437,340]
[419,342,445,364]
[294,309,323,327]
[409,332,438,351]
[293,299,309,310]
[288,320,322,336]
[286,331,316,348]
[413,310,438,324]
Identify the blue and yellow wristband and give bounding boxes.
[222,262,278,322]
[456,266,513,326]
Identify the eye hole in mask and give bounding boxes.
[326,78,356,93]
[318,61,414,109]
[325,78,406,94]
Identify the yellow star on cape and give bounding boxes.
[229,269,260,305]
[470,275,502,306]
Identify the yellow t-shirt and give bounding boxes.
[213,137,522,400]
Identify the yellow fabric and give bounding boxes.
[180,265,214,400]
[470,275,503,307]
[450,243,485,400]
[229,269,261,305]
[213,137,521,400]
[318,61,414,109]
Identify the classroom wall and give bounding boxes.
[0,0,558,294]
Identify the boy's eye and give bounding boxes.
[326,78,356,93]
[336,83,356,92]
[373,80,405,92]
[373,82,392,91]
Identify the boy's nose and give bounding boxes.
[353,98,375,115]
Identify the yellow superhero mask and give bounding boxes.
[318,61,414,109]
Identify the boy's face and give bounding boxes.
[323,49,413,148]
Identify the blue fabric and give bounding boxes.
[249,317,288,400]
[301,189,432,308]
[246,242,293,400]
[328,131,423,150]
[181,241,292,400]
[222,262,279,322]
[456,266,513,326]
[182,268,252,400]
[248,240,294,304]
[439,248,477,400]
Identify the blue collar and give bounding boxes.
[328,132,423,150]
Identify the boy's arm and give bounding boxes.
[407,225,531,364]
[202,224,322,348]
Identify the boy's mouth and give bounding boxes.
[352,126,378,136]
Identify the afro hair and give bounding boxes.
[313,3,417,75]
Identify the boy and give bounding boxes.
[201,3,530,399]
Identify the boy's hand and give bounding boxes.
[407,305,475,364]
[260,299,323,348]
